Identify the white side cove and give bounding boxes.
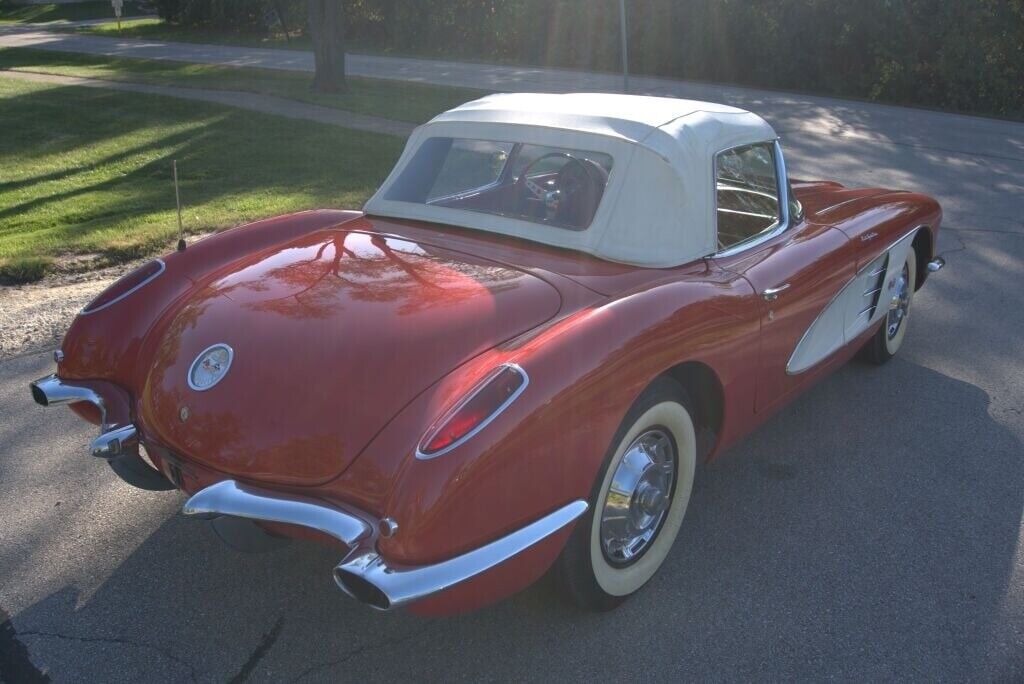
[787,230,918,374]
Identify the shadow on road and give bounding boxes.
[7,357,1022,681]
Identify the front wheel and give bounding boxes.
[554,378,697,610]
[862,245,917,364]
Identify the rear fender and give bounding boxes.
[58,211,363,392]
[328,267,758,573]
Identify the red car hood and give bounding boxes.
[140,228,561,486]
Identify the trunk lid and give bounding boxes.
[141,227,560,485]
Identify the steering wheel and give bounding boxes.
[515,152,599,225]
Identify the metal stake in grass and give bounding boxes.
[112,0,123,32]
[173,159,186,251]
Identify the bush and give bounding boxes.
[157,0,1024,119]
[337,0,1024,120]
[0,256,49,285]
[155,0,278,32]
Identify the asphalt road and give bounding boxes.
[1,31,1023,683]
[2,226,1022,682]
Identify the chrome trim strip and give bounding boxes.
[30,374,107,428]
[80,259,165,316]
[856,303,877,317]
[182,480,372,547]
[334,500,589,610]
[785,226,925,376]
[711,139,791,258]
[415,363,529,460]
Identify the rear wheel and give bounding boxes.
[555,378,697,610]
[862,246,917,365]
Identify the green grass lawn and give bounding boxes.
[0,1,147,24]
[0,75,404,283]
[68,16,311,50]
[0,48,482,124]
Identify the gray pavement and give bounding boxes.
[1,27,1023,682]
[2,228,1022,680]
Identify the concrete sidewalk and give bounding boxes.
[1,27,1022,235]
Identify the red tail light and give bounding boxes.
[82,259,165,314]
[418,364,528,458]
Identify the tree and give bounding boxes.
[307,0,347,93]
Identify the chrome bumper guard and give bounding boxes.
[31,374,140,460]
[182,479,587,611]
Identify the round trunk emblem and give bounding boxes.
[188,344,234,391]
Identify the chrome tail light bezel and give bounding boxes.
[415,363,529,460]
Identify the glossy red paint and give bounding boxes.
[52,178,940,615]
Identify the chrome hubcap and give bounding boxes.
[600,428,676,566]
[887,263,911,339]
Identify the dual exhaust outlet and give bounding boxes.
[31,376,588,611]
[183,480,588,611]
[30,374,138,459]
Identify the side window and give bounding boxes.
[715,142,780,250]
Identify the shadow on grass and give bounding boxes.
[0,78,404,282]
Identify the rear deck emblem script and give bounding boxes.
[188,344,234,391]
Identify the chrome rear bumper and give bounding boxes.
[182,479,587,611]
[182,479,372,547]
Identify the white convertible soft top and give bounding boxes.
[364,93,777,267]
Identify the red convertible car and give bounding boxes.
[30,94,944,614]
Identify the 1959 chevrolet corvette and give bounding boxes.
[30,93,944,614]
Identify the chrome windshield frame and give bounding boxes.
[711,139,792,258]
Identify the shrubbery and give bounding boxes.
[158,0,1024,119]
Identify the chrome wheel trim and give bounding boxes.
[599,428,676,567]
[887,263,911,340]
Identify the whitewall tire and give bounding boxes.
[864,245,917,364]
[555,378,697,610]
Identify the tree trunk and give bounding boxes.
[307,0,347,93]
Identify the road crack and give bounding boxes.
[289,620,434,682]
[0,607,49,683]
[16,629,198,683]
[229,616,285,683]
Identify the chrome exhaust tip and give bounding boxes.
[334,563,393,611]
[927,256,946,272]
[29,374,107,425]
[29,381,48,407]
[332,500,589,611]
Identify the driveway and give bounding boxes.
[1,29,1023,682]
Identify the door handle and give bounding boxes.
[762,283,790,301]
